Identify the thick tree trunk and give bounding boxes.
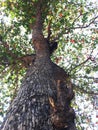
[1,1,77,130]
[1,60,76,130]
[1,57,55,130]
[1,40,77,130]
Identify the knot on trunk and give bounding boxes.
[51,107,75,129]
[49,80,76,129]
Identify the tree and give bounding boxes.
[0,0,98,130]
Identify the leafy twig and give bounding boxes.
[73,83,98,96]
[68,15,98,30]
[69,48,94,73]
[53,15,98,41]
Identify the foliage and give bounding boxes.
[0,0,98,129]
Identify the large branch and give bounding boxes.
[0,54,36,68]
[0,42,58,67]
[32,1,51,59]
[32,2,43,39]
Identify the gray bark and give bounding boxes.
[1,58,55,130]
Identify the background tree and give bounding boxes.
[0,0,98,129]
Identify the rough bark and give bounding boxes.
[1,61,52,130]
[1,60,76,130]
[1,1,77,130]
[1,46,77,130]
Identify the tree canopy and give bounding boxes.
[0,0,98,129]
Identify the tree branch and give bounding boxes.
[53,15,98,41]
[71,57,90,71]
[32,1,43,39]
[0,42,58,67]
[47,20,52,41]
[69,48,94,73]
[0,53,36,68]
[71,14,83,27]
[67,15,98,30]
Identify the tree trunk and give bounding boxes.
[1,1,77,130]
[1,56,54,130]
[0,43,77,130]
[1,59,76,130]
